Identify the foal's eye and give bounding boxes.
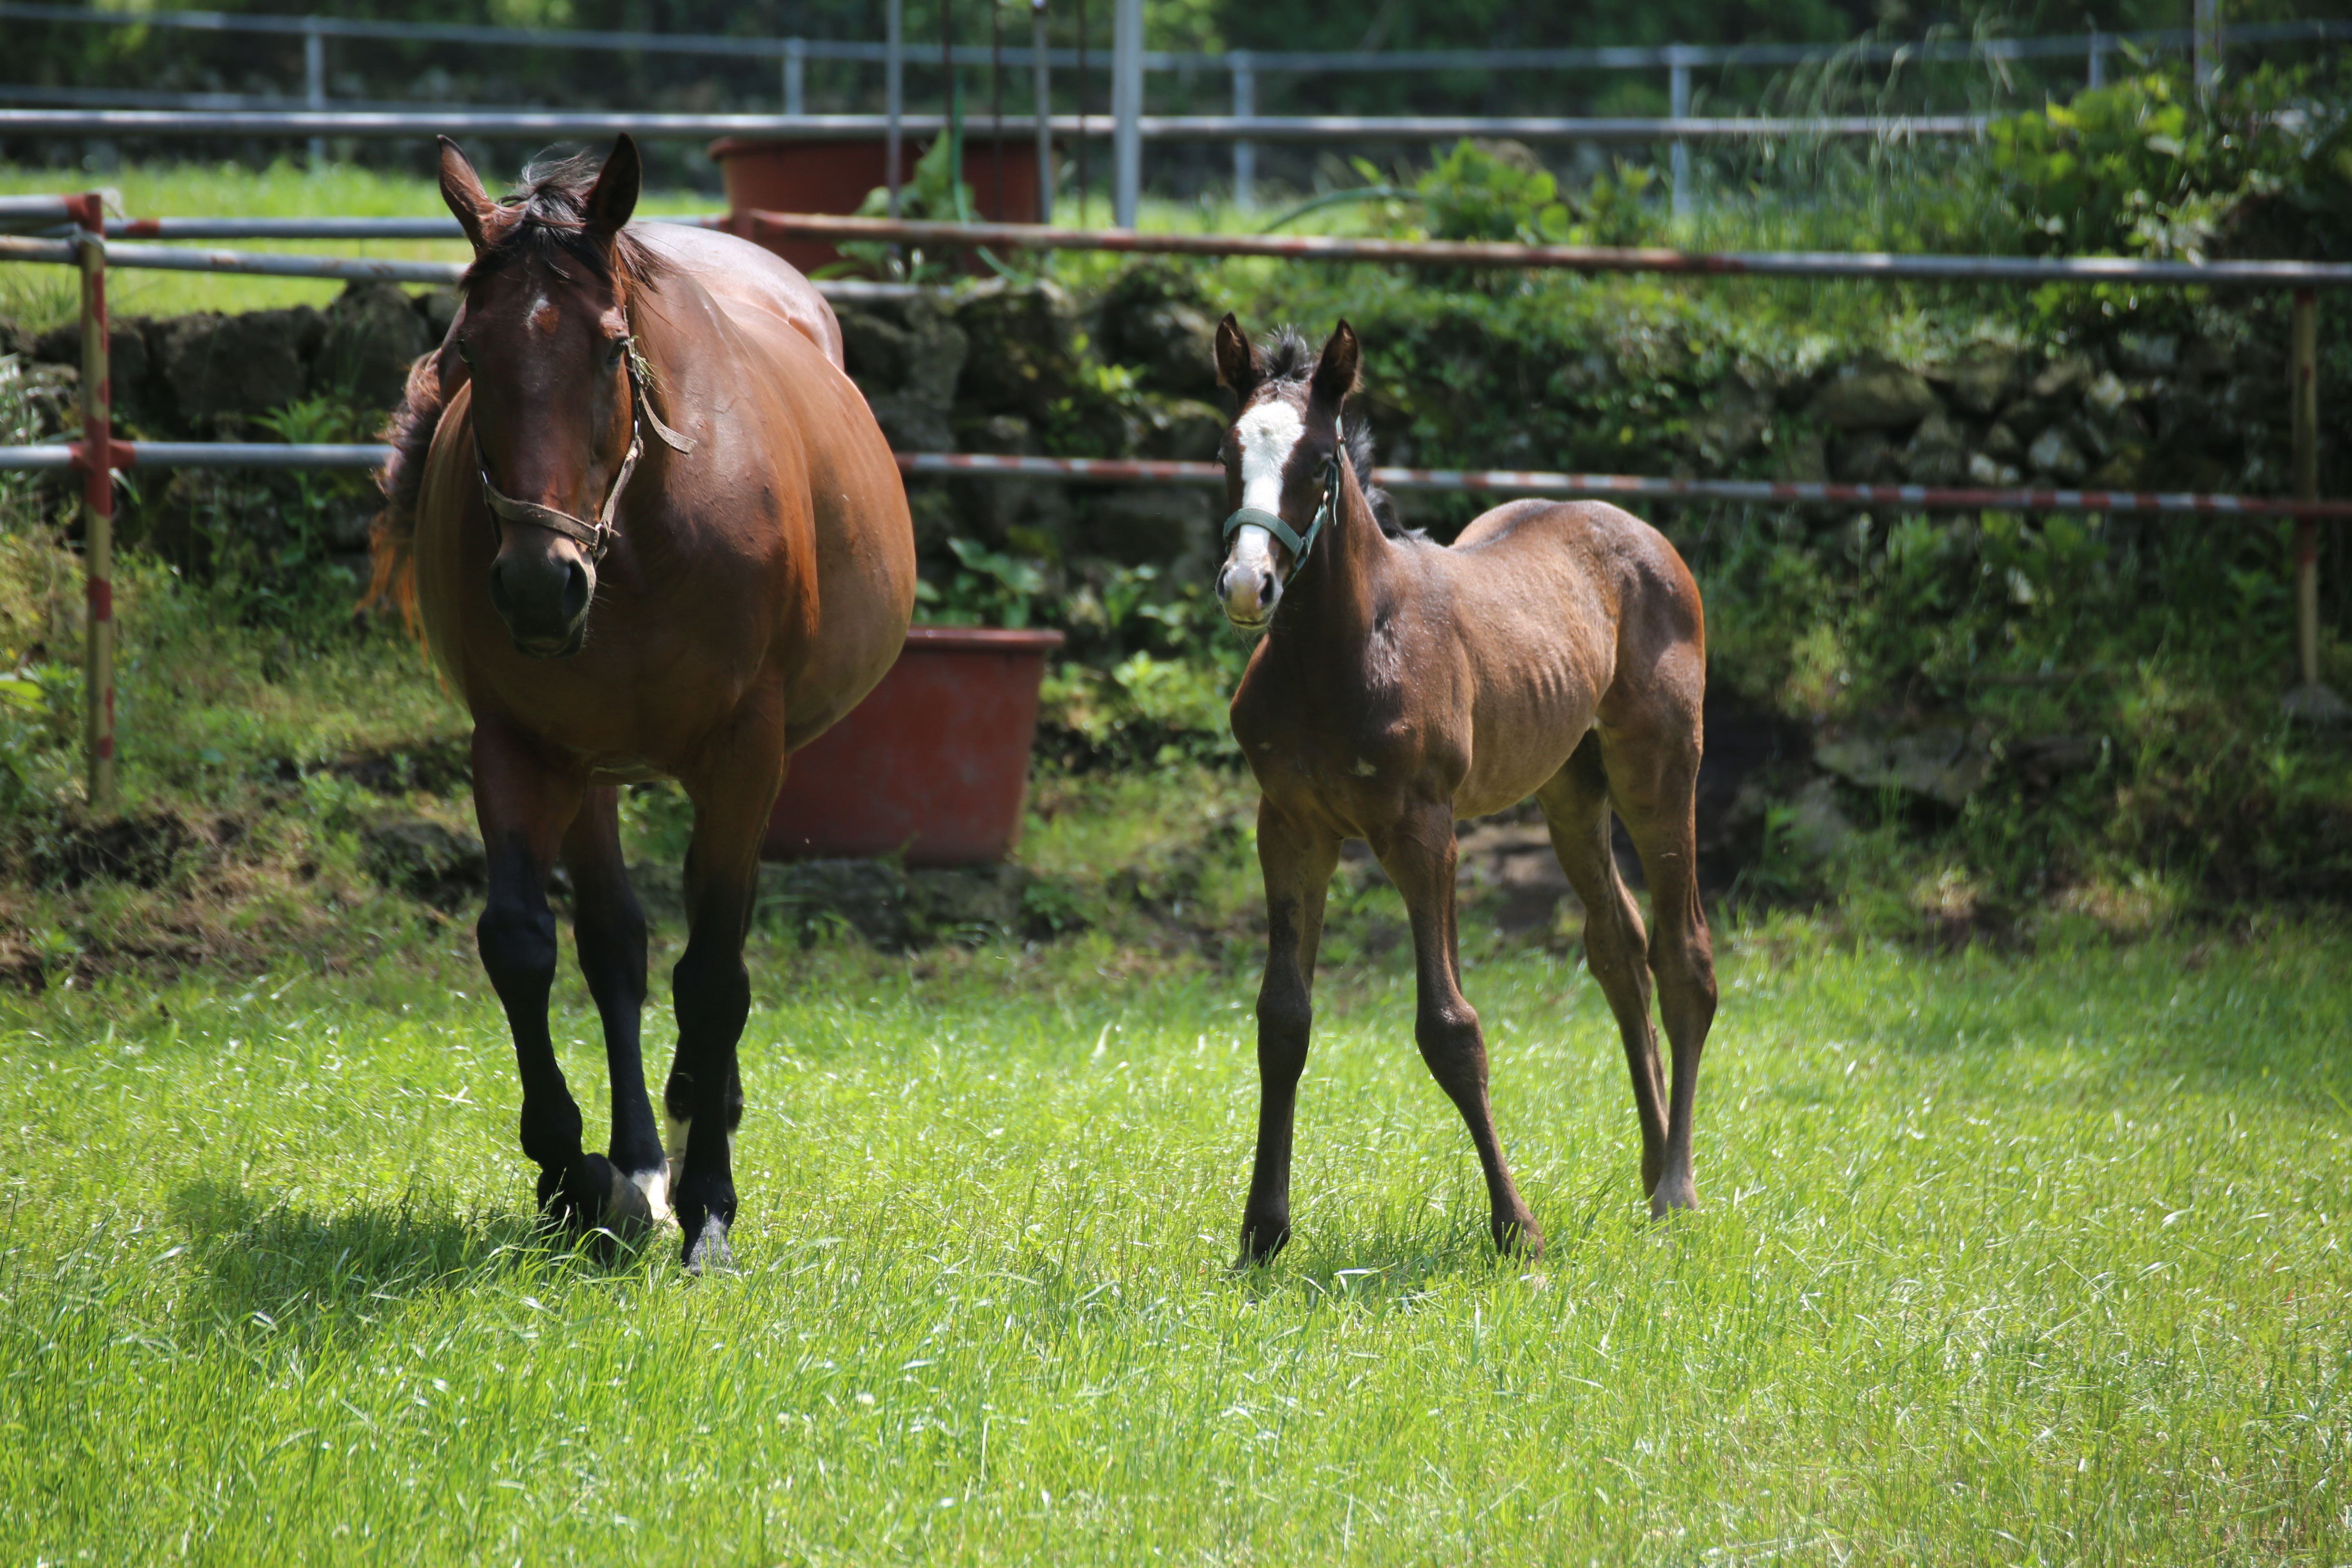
[454,337,472,366]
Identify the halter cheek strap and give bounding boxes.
[1221,453,1343,575]
[476,335,695,562]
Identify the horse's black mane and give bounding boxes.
[1256,326,1413,540]
[463,149,666,287]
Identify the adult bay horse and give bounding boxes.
[1211,318,1717,1263]
[374,136,915,1270]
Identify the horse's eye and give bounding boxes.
[607,339,629,367]
[455,337,472,366]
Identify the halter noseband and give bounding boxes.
[476,335,694,562]
[1221,452,1343,575]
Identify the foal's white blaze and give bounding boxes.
[1222,400,1306,623]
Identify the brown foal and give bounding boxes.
[1212,318,1718,1263]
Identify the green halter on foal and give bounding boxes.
[1222,451,1343,575]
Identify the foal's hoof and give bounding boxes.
[1494,1215,1547,1262]
[1647,1178,1699,1221]
[683,1215,737,1276]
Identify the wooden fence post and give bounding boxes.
[72,190,116,814]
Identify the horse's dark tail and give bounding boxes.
[365,347,452,639]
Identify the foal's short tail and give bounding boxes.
[364,348,450,639]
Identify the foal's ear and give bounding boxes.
[437,137,497,254]
[1214,313,1262,399]
[586,135,643,238]
[1310,320,1361,410]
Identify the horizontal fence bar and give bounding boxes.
[0,232,920,301]
[7,443,2343,518]
[0,2,2341,74]
[10,212,2344,294]
[897,452,2352,518]
[0,442,391,469]
[0,193,74,220]
[731,212,2352,289]
[0,107,1987,143]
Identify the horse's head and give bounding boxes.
[440,134,653,659]
[1212,316,1360,631]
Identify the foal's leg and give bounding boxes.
[1236,800,1340,1265]
[471,722,597,1223]
[664,725,789,1274]
[561,786,668,1233]
[1375,802,1543,1258]
[1599,708,1717,1217]
[1535,735,1671,1199]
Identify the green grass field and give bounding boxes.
[0,919,2345,1564]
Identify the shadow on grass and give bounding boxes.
[167,1179,654,1345]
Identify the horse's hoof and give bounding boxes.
[1495,1216,1547,1261]
[1232,1217,1289,1271]
[536,1154,660,1243]
[1647,1179,1699,1221]
[683,1215,736,1276]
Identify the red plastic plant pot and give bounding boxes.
[764,627,1067,867]
[708,135,1044,275]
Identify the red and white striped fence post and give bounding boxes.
[68,191,116,814]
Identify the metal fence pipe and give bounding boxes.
[892,453,2352,518]
[732,212,2352,288]
[0,2,2341,74]
[0,107,1993,142]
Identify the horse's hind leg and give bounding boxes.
[1597,689,1718,1216]
[1536,735,1671,1199]
[1376,801,1544,1258]
[562,786,668,1234]
[472,723,599,1226]
[664,726,788,1274]
[1236,800,1340,1265]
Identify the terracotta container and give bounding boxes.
[709,134,1045,274]
[764,626,1066,867]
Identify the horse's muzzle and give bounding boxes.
[488,552,595,658]
[1218,559,1278,630]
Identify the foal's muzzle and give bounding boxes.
[1218,555,1278,629]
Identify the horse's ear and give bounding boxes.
[1214,313,1262,399]
[1310,320,1361,410]
[437,137,496,254]
[586,135,643,238]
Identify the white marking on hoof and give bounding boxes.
[629,1165,673,1225]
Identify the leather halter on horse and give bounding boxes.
[477,336,695,561]
[1222,451,1343,576]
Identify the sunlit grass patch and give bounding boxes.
[0,920,2344,1562]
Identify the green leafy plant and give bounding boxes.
[1989,64,2352,261]
[916,536,1048,629]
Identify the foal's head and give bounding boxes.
[1212,317,1386,631]
[439,135,663,658]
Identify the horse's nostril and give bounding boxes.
[487,561,514,619]
[561,560,592,625]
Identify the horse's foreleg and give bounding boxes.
[562,786,668,1234]
[1236,802,1340,1266]
[472,723,591,1222]
[665,728,788,1274]
[1537,735,1671,1198]
[1377,803,1543,1259]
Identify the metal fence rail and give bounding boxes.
[9,445,2344,524]
[726,212,2352,290]
[0,107,1991,144]
[2,1,2340,79]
